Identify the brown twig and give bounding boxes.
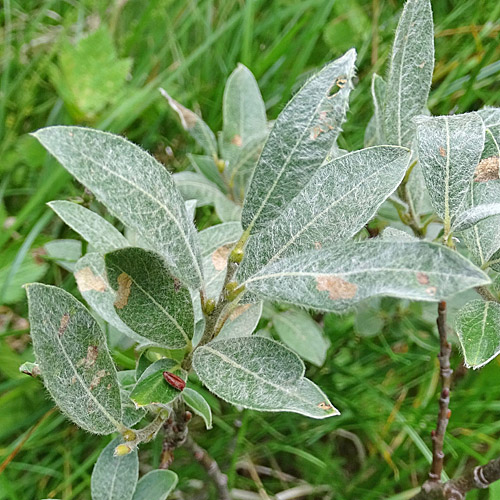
[428,300,453,482]
[184,435,231,500]
[159,401,191,470]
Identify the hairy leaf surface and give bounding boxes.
[243,240,489,312]
[198,222,242,257]
[218,302,263,339]
[91,438,138,500]
[415,113,485,226]
[131,470,178,500]
[239,146,411,279]
[365,73,386,147]
[105,248,194,349]
[242,49,357,233]
[48,201,129,253]
[25,284,122,434]
[193,337,339,418]
[33,126,203,288]
[384,0,434,147]
[456,300,500,369]
[453,203,500,232]
[183,387,213,429]
[273,310,330,366]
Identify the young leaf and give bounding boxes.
[188,154,226,192]
[243,240,490,312]
[364,73,386,147]
[118,371,146,427]
[160,88,217,157]
[239,146,411,279]
[202,245,231,300]
[25,284,122,434]
[242,49,357,233]
[74,253,148,344]
[131,470,178,500]
[44,239,82,272]
[48,201,129,254]
[222,64,267,163]
[193,337,339,419]
[384,0,434,147]
[272,310,330,366]
[33,126,203,288]
[91,437,138,500]
[415,113,485,228]
[461,181,500,268]
[455,300,500,369]
[129,358,186,408]
[217,302,263,340]
[105,248,194,350]
[182,387,213,429]
[453,203,500,232]
[198,222,242,257]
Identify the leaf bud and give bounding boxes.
[114,444,132,457]
[203,298,216,315]
[227,285,245,302]
[225,281,239,292]
[122,430,136,442]
[216,158,226,173]
[229,247,244,263]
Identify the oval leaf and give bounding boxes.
[48,201,129,253]
[193,337,339,419]
[182,387,213,429]
[91,437,138,500]
[242,49,357,233]
[25,283,122,434]
[243,240,490,312]
[239,146,411,279]
[33,126,203,288]
[131,470,178,500]
[456,300,500,369]
[105,247,194,349]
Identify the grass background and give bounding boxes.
[1,0,500,498]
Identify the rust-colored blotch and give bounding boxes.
[163,371,186,391]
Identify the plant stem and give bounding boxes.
[428,300,453,483]
[159,400,191,470]
[184,435,231,500]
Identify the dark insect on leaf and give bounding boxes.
[163,371,186,391]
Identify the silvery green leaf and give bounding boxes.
[185,199,197,222]
[33,126,203,289]
[381,227,417,241]
[91,437,138,500]
[460,181,500,267]
[48,201,129,253]
[173,171,241,222]
[198,222,242,257]
[365,73,386,147]
[105,247,194,350]
[202,244,231,300]
[415,113,485,224]
[159,88,217,157]
[193,337,339,419]
[118,371,146,427]
[239,146,411,279]
[242,49,357,233]
[75,253,148,344]
[478,107,500,127]
[217,302,263,340]
[455,300,500,369]
[226,133,267,201]
[182,387,212,429]
[384,0,434,147]
[272,310,330,366]
[453,203,500,232]
[243,240,490,312]
[482,125,500,162]
[188,154,226,192]
[130,358,185,407]
[405,161,433,216]
[25,283,122,434]
[131,470,178,500]
[44,239,82,272]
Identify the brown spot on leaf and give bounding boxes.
[173,277,181,293]
[212,246,231,272]
[75,267,107,293]
[21,365,41,378]
[474,157,500,182]
[89,370,108,390]
[77,345,99,368]
[439,147,446,157]
[316,275,357,300]
[71,376,77,385]
[314,241,322,250]
[114,273,132,309]
[231,135,243,147]
[416,272,429,285]
[58,313,70,337]
[336,77,347,88]
[426,286,437,296]
[318,402,334,411]
[229,303,252,321]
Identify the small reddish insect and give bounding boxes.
[163,371,186,391]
